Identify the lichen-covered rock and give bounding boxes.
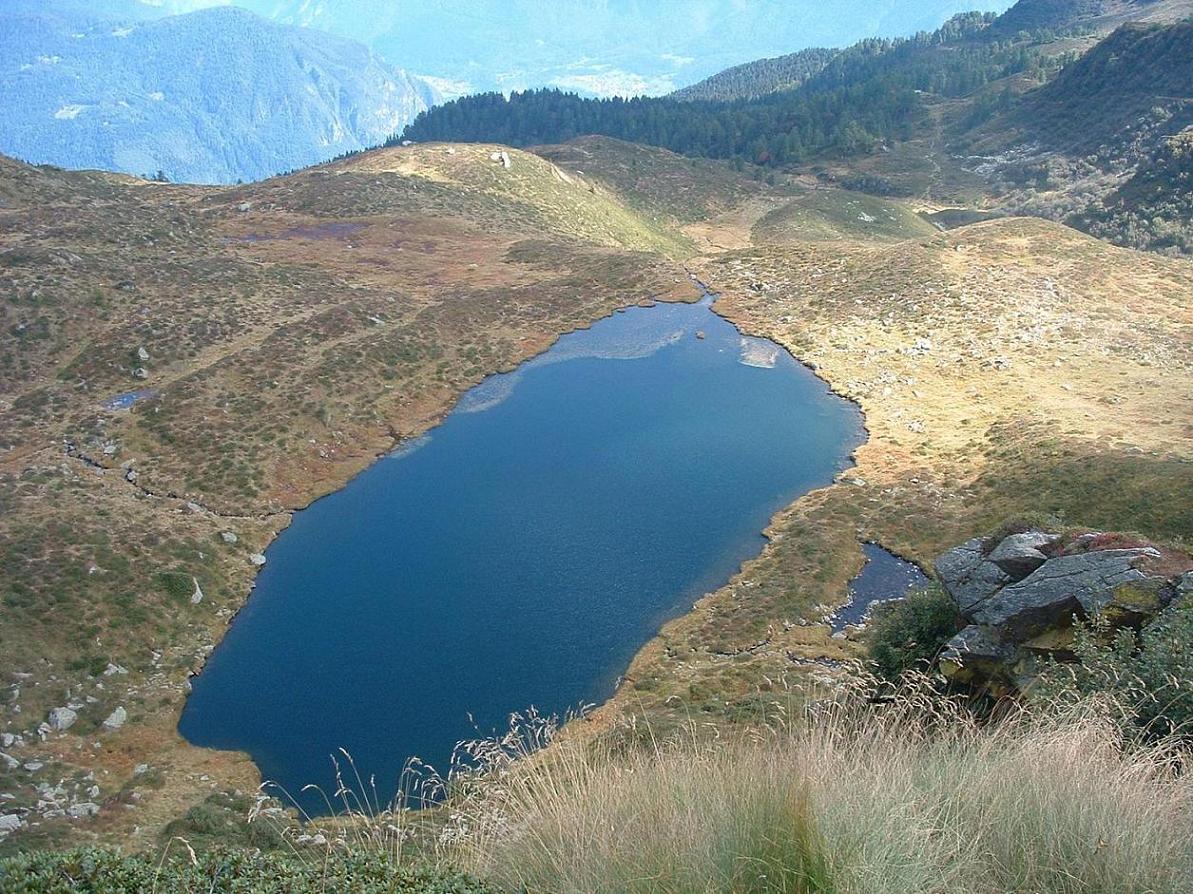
[934,528,1192,693]
[971,549,1157,640]
[940,625,1014,686]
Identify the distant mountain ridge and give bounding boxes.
[0,5,439,184]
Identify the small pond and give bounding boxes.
[831,543,929,632]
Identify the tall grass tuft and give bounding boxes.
[430,679,1193,894]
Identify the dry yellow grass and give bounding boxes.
[431,685,1193,894]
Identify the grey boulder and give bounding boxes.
[972,548,1158,640]
[102,707,127,732]
[48,707,77,732]
[934,538,1010,613]
[987,531,1059,579]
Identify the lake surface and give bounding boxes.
[179,295,864,812]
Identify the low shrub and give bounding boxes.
[0,847,493,894]
[1035,598,1193,740]
[865,585,963,681]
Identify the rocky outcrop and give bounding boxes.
[936,529,1192,692]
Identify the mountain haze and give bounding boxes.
[0,5,439,184]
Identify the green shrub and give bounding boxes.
[0,848,494,894]
[865,586,963,681]
[1035,598,1193,740]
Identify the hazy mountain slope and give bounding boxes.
[0,6,439,184]
[230,0,1014,96]
[988,0,1193,35]
[671,48,838,102]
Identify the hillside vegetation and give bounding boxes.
[1013,20,1193,152]
[0,143,700,854]
[400,0,1193,257]
[671,48,838,102]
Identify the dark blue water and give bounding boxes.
[179,297,864,812]
[830,543,929,632]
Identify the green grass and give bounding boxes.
[755,189,938,244]
[0,848,493,894]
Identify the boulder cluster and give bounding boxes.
[935,528,1193,693]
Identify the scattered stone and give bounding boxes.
[133,763,149,776]
[48,707,77,732]
[23,761,43,772]
[103,663,128,676]
[136,346,150,362]
[0,814,21,835]
[0,753,17,770]
[220,531,238,544]
[125,468,138,484]
[237,202,252,213]
[190,577,204,605]
[132,367,148,380]
[101,707,127,731]
[0,733,13,747]
[249,553,267,567]
[67,802,100,819]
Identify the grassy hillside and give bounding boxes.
[0,143,704,854]
[532,136,769,226]
[753,189,939,243]
[1014,20,1193,152]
